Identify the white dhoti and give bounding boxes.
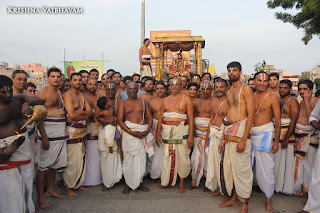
[27,123,36,178]
[99,124,122,188]
[83,122,102,186]
[161,121,190,187]
[62,121,87,189]
[251,122,275,199]
[38,118,68,172]
[0,132,35,213]
[304,146,320,213]
[294,123,319,194]
[191,117,210,187]
[122,121,153,190]
[150,119,163,179]
[219,119,253,204]
[205,125,222,192]
[274,118,296,195]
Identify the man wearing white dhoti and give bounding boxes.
[96,89,123,191]
[274,80,299,195]
[63,73,93,197]
[294,80,319,197]
[139,38,162,78]
[83,78,102,186]
[250,72,280,212]
[190,81,213,189]
[36,68,68,209]
[218,62,254,213]
[302,101,320,213]
[149,82,166,183]
[205,78,229,196]
[0,75,44,213]
[118,81,153,194]
[156,77,194,194]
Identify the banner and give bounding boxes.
[64,60,104,79]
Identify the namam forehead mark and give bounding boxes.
[106,82,116,89]
[201,82,212,89]
[257,73,269,82]
[127,82,138,89]
[172,78,182,85]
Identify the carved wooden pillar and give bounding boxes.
[197,42,202,75]
[155,43,161,80]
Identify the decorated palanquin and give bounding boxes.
[151,36,205,81]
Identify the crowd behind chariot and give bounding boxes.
[1,61,320,213]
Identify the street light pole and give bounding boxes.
[141,0,145,46]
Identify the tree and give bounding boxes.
[254,62,264,72]
[314,78,320,89]
[267,0,320,44]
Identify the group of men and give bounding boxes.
[1,61,320,213]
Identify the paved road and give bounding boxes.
[34,177,306,213]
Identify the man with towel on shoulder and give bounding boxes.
[156,77,194,194]
[250,71,280,213]
[118,81,153,194]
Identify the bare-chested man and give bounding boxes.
[250,71,280,212]
[35,68,68,210]
[181,76,190,95]
[269,73,280,98]
[190,80,213,190]
[138,78,155,102]
[83,78,102,187]
[139,38,162,78]
[111,72,122,99]
[0,75,44,213]
[218,62,254,213]
[294,80,320,197]
[62,73,93,197]
[118,81,153,194]
[148,82,166,184]
[79,70,89,93]
[187,82,199,104]
[274,79,299,195]
[205,78,229,196]
[96,81,122,192]
[156,77,194,194]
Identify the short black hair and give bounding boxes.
[70,72,82,80]
[201,73,212,81]
[144,38,150,44]
[248,78,255,82]
[65,79,69,82]
[187,82,199,90]
[97,80,101,84]
[26,82,36,89]
[144,77,155,85]
[97,96,107,110]
[132,73,140,78]
[123,76,133,84]
[269,73,280,80]
[47,67,61,77]
[12,70,29,78]
[101,73,109,79]
[227,61,242,71]
[254,71,269,80]
[79,70,89,75]
[111,72,122,79]
[181,76,190,82]
[213,77,222,83]
[280,79,292,88]
[298,79,313,90]
[89,69,99,75]
[315,89,320,98]
[156,81,166,88]
[141,76,151,81]
[0,75,13,89]
[215,78,228,87]
[193,74,201,79]
[107,69,115,74]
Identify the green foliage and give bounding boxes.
[314,78,320,89]
[254,62,264,72]
[267,0,320,44]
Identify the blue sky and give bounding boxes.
[0,0,319,76]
